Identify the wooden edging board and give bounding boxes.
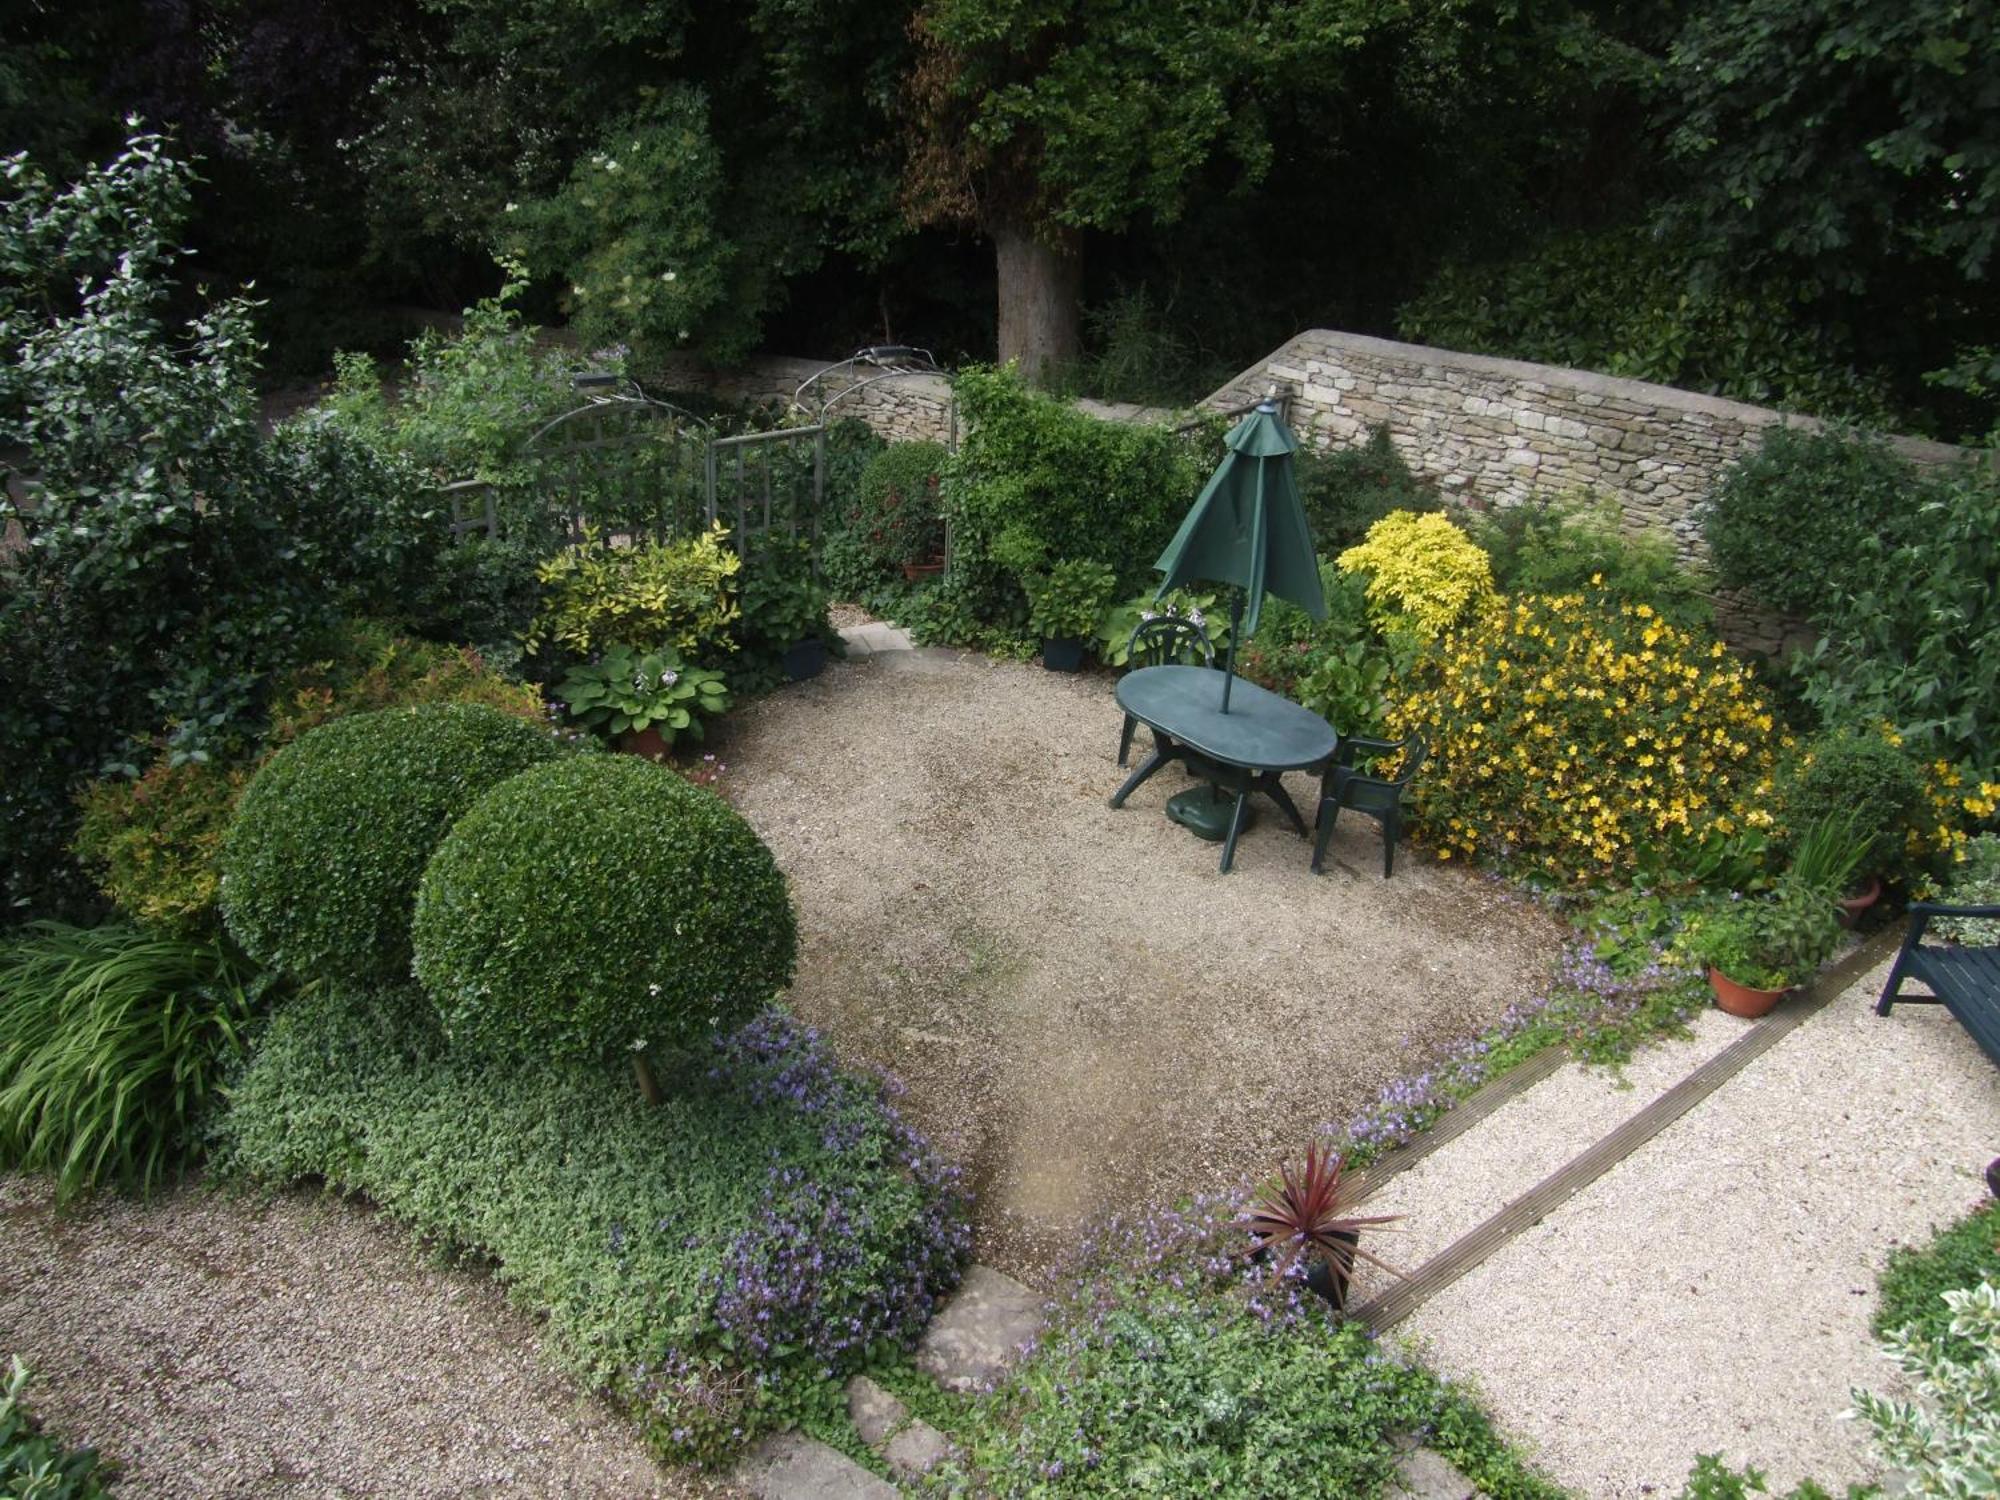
[1351,927,1900,1332]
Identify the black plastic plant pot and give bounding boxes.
[783,638,828,682]
[1042,636,1086,672]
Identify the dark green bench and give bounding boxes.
[1876,903,2000,1067]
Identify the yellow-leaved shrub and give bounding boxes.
[1336,511,1494,641]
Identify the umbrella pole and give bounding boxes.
[1220,586,1245,713]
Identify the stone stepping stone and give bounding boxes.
[845,1374,954,1481]
[730,1431,899,1500]
[838,622,915,659]
[1388,1437,1486,1499]
[914,1263,1045,1393]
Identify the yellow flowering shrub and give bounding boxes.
[1395,589,1785,886]
[1336,511,1494,641]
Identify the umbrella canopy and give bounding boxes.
[1154,400,1325,709]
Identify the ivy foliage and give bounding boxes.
[941,365,1213,635]
[1398,228,1903,427]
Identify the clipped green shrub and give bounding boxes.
[1293,426,1442,553]
[217,987,968,1464]
[0,921,266,1202]
[1701,425,1930,619]
[221,704,566,985]
[412,755,797,1064]
[1773,726,1931,882]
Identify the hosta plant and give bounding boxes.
[1240,1140,1404,1285]
[559,645,729,745]
[1098,588,1232,666]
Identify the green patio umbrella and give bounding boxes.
[1154,400,1325,712]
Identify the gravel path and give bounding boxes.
[1364,956,2000,1496]
[0,1177,738,1500]
[724,650,1566,1279]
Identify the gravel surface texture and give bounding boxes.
[723,649,1566,1280]
[1395,957,2000,1497]
[0,1177,738,1500]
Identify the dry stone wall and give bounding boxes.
[1203,329,1972,565]
[645,353,956,447]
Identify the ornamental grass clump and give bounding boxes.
[411,755,796,1098]
[1336,510,1494,642]
[1397,589,1784,886]
[220,704,568,986]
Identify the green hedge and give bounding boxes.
[220,704,567,985]
[942,365,1214,633]
[412,754,796,1064]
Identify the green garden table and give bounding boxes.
[1110,664,1338,874]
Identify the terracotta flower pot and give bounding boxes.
[900,558,946,582]
[1708,965,1789,1019]
[1836,876,1883,929]
[617,725,672,763]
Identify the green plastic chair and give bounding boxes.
[1116,616,1216,768]
[1311,733,1426,878]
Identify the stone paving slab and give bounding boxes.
[845,1376,953,1481]
[838,622,915,658]
[729,1432,898,1500]
[915,1264,1047,1393]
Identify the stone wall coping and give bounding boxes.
[1209,329,1978,468]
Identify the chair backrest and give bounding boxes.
[1127,614,1216,669]
[1334,734,1426,812]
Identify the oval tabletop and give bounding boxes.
[1115,664,1337,772]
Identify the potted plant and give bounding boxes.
[1693,881,1844,1018]
[557,644,730,760]
[1776,727,1930,906]
[1027,559,1118,672]
[1783,808,1875,927]
[739,541,834,682]
[1238,1140,1404,1312]
[855,441,948,579]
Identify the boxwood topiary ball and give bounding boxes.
[411,754,797,1063]
[221,703,567,985]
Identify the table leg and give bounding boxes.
[1218,788,1252,873]
[1260,773,1311,839]
[1109,747,1171,809]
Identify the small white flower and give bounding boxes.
[659,669,679,687]
[1189,609,1206,626]
[1140,609,1157,622]
[503,201,518,213]
[647,983,662,997]
[572,284,587,298]
[629,1036,647,1051]
[661,270,676,282]
[605,159,620,172]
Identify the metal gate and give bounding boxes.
[446,387,824,561]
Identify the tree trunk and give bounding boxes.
[993,221,1082,389]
